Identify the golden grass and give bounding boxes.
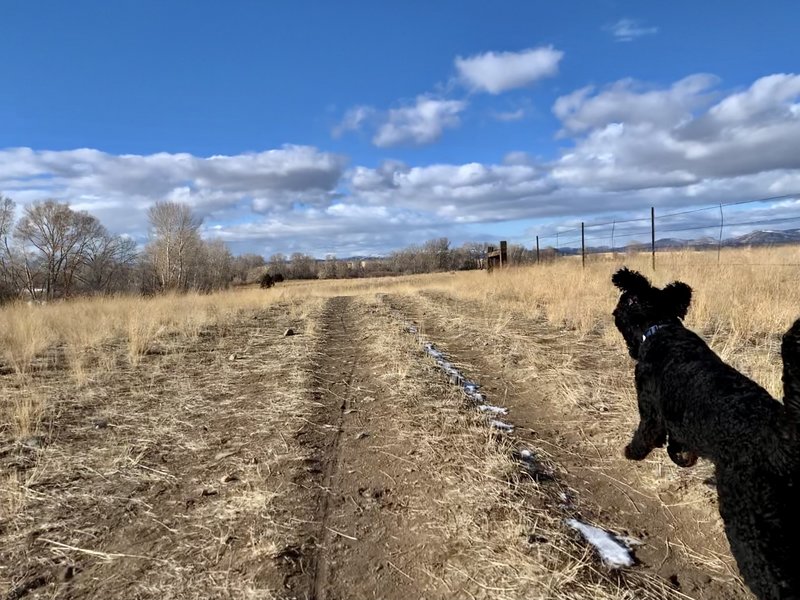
[3,245,797,439]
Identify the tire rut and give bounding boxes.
[309,296,360,600]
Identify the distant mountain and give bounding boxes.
[556,229,800,253]
[725,229,800,246]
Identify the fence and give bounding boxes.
[529,193,800,269]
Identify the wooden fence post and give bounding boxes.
[536,235,540,264]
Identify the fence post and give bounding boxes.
[581,222,586,268]
[718,203,724,266]
[651,206,656,271]
[536,235,540,264]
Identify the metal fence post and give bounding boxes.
[718,203,724,266]
[536,235,540,264]
[581,222,586,268]
[651,206,656,271]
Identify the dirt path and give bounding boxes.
[283,296,453,600]
[380,291,751,599]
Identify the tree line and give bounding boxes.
[1,196,245,301]
[1,193,542,302]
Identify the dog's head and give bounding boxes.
[611,268,692,358]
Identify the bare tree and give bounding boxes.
[13,200,104,299]
[146,201,203,291]
[201,238,234,291]
[0,196,20,300]
[268,252,287,277]
[289,252,317,279]
[231,253,266,284]
[77,231,138,294]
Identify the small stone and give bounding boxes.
[355,431,369,440]
[92,418,109,429]
[283,328,295,337]
[201,488,218,497]
[228,353,237,361]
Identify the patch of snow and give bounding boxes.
[478,404,508,415]
[565,518,635,569]
[489,420,514,432]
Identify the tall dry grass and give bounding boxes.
[3,246,798,438]
[0,286,317,439]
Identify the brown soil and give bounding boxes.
[1,292,753,599]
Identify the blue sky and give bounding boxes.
[2,0,800,256]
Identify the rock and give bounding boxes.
[228,353,238,361]
[283,328,295,337]
[92,418,109,429]
[201,488,218,497]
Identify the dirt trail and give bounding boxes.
[381,291,751,600]
[284,296,452,600]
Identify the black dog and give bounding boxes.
[611,267,800,600]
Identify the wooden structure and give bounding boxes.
[486,241,508,272]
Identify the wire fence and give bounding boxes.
[529,193,800,268]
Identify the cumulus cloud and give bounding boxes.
[4,73,800,256]
[333,96,466,148]
[606,18,658,42]
[553,74,718,134]
[455,46,563,94]
[349,160,557,222]
[0,145,347,235]
[551,73,800,190]
[372,96,467,147]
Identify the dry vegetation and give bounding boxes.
[1,246,797,599]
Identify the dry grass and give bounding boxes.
[359,295,682,599]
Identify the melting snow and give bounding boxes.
[478,404,509,415]
[566,518,635,568]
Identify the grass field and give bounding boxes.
[2,246,798,599]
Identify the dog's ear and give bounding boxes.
[611,268,652,295]
[662,281,692,319]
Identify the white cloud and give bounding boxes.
[455,46,563,94]
[553,74,718,135]
[606,19,658,42]
[349,160,557,222]
[0,145,347,235]
[491,108,526,122]
[372,96,466,147]
[551,73,800,190]
[5,73,800,257]
[331,105,375,138]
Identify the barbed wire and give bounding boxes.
[532,193,800,252]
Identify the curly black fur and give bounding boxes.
[612,267,800,600]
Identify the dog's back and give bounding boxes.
[639,325,790,467]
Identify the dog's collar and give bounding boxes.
[642,324,666,342]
